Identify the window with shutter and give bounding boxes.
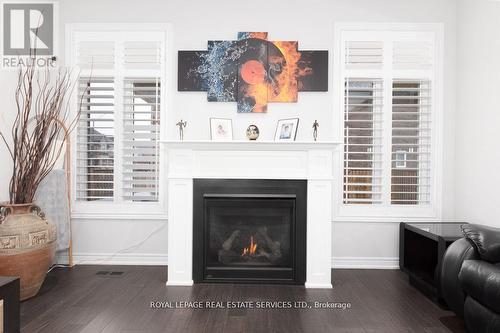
[336,24,442,218]
[70,26,166,213]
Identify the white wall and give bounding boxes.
[455,0,500,227]
[0,0,458,267]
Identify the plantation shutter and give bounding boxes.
[77,41,115,70]
[391,81,431,205]
[343,78,384,204]
[393,41,433,70]
[76,77,115,201]
[345,41,384,70]
[122,78,161,202]
[123,41,162,70]
[121,41,162,202]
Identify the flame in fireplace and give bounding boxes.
[241,236,258,256]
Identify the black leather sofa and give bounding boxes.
[441,224,500,333]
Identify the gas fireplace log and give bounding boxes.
[218,227,285,265]
[218,250,242,264]
[257,226,282,256]
[222,230,241,251]
[257,248,283,264]
[218,248,283,265]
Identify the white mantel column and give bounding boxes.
[166,148,195,286]
[166,178,194,286]
[306,180,333,288]
[305,150,333,288]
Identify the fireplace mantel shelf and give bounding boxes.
[161,140,341,151]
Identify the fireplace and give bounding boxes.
[193,179,306,284]
[165,141,335,288]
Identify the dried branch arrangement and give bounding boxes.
[0,64,82,204]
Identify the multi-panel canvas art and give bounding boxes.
[178,32,328,113]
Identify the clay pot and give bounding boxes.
[0,203,56,300]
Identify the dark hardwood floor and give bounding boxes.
[20,266,465,333]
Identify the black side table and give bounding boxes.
[0,277,20,333]
[399,222,466,305]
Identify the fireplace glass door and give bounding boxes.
[206,198,294,278]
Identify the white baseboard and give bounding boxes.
[166,280,194,286]
[332,256,399,269]
[55,253,398,270]
[304,282,333,289]
[55,252,168,266]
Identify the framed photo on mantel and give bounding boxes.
[274,118,299,142]
[210,118,233,141]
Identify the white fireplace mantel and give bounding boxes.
[162,140,340,288]
[162,140,341,150]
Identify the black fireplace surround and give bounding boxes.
[193,179,306,284]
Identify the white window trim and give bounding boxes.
[66,23,173,218]
[332,23,444,222]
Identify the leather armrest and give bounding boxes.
[459,260,500,314]
[461,224,500,263]
[463,297,500,333]
[441,238,479,317]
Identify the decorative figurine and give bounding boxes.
[176,119,187,140]
[312,120,319,141]
[246,125,260,140]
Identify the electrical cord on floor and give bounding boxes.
[47,221,168,273]
[47,264,70,273]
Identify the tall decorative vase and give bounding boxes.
[0,203,56,300]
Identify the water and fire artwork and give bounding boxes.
[178,32,328,113]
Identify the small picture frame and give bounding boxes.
[274,118,299,141]
[210,118,233,141]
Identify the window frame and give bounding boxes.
[333,23,444,221]
[66,23,172,218]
